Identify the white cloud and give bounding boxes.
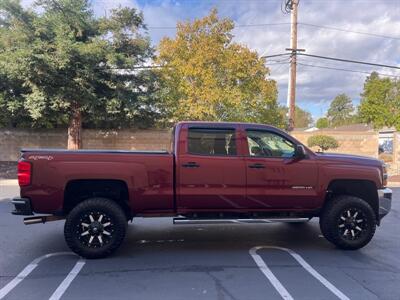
[229,0,400,116]
[20,0,400,117]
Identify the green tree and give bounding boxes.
[280,105,312,128]
[359,72,400,130]
[155,9,283,127]
[295,105,312,128]
[327,94,355,127]
[316,117,329,129]
[0,0,159,148]
[307,135,339,152]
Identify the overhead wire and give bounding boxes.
[297,61,400,79]
[297,53,400,70]
[299,22,400,41]
[145,21,400,41]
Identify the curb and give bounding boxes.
[0,179,18,186]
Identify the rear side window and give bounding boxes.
[188,128,237,156]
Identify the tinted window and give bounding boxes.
[246,130,295,158]
[188,128,237,156]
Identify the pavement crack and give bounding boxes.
[207,272,240,300]
[341,269,380,299]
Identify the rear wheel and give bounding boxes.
[64,198,127,259]
[319,195,376,250]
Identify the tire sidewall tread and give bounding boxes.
[320,195,376,250]
[64,197,127,259]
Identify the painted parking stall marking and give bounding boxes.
[0,252,86,300]
[49,258,86,300]
[250,246,350,300]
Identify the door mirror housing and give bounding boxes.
[294,145,307,159]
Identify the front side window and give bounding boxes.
[188,128,237,156]
[246,130,295,158]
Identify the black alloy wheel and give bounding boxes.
[64,198,127,259]
[319,195,376,250]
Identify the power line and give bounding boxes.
[297,62,400,78]
[262,53,291,58]
[145,21,400,41]
[299,22,400,41]
[236,22,291,28]
[265,62,290,65]
[298,53,400,70]
[147,22,291,30]
[265,56,291,62]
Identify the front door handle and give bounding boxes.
[248,163,265,169]
[182,162,200,168]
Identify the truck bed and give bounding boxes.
[20,149,175,215]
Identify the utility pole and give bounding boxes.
[285,0,304,131]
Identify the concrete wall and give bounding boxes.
[1,128,399,175]
[0,129,171,161]
[393,132,400,175]
[292,130,399,176]
[292,130,379,158]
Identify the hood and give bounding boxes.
[315,152,382,167]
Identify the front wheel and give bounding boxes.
[64,198,127,259]
[319,196,376,250]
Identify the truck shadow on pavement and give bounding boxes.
[120,220,332,253]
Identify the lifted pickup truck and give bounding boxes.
[12,122,392,258]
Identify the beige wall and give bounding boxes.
[393,132,400,175]
[82,129,171,151]
[292,130,379,158]
[0,129,171,161]
[1,128,399,175]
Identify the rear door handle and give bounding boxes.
[248,163,265,169]
[182,162,200,168]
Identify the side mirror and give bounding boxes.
[251,146,262,156]
[294,145,306,159]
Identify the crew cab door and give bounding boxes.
[244,129,319,209]
[176,125,246,211]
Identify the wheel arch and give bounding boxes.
[63,179,132,219]
[325,179,379,223]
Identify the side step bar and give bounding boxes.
[173,217,310,225]
[24,215,65,225]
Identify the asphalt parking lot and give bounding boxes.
[0,184,399,300]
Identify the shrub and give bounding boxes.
[316,117,329,129]
[307,135,339,152]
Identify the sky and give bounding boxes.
[22,0,400,121]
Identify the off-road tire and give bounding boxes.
[64,198,127,259]
[319,195,376,250]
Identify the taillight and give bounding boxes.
[18,161,31,186]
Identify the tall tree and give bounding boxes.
[155,9,284,127]
[327,94,355,127]
[279,105,312,128]
[294,105,312,128]
[359,72,400,130]
[0,0,158,148]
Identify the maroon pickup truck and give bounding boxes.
[12,121,392,258]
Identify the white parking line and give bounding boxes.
[249,246,350,300]
[49,259,86,300]
[0,252,85,300]
[249,247,293,300]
